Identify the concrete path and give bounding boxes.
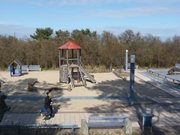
[135,71,180,97]
[7,95,128,101]
[0,112,139,129]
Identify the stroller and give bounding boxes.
[40,106,54,119]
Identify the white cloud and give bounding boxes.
[1,0,180,6]
[92,7,180,18]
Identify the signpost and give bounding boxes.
[130,55,135,105]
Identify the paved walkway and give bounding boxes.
[135,71,180,97]
[0,112,139,129]
[7,95,129,101]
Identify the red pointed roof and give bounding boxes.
[58,40,81,50]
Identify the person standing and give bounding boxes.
[44,89,53,117]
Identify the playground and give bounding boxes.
[0,69,180,134]
[0,41,180,135]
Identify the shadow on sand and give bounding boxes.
[85,73,180,134]
[0,78,70,127]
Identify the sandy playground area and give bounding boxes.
[0,70,180,134]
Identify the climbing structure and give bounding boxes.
[58,40,96,88]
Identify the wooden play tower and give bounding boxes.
[58,40,96,88]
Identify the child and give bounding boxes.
[44,89,53,117]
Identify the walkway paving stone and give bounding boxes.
[0,112,135,128]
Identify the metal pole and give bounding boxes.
[125,50,128,71]
[130,55,135,105]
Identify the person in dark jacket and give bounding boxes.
[44,89,53,117]
[0,93,10,112]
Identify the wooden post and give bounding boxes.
[80,49,82,64]
[124,118,132,135]
[62,50,64,65]
[81,119,88,135]
[59,50,61,82]
[72,50,74,60]
[77,50,81,82]
[77,50,80,65]
[66,50,69,65]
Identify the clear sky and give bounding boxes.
[0,0,180,40]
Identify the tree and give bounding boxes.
[0,28,179,69]
[119,30,136,44]
[55,30,70,44]
[30,27,53,40]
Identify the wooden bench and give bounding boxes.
[29,65,41,71]
[81,115,132,135]
[0,124,78,135]
[175,64,180,69]
[22,65,29,73]
[28,124,78,132]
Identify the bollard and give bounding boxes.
[124,118,132,135]
[81,119,88,135]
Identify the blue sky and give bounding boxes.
[0,0,180,40]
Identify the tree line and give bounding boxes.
[0,28,179,70]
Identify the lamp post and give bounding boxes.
[125,50,128,71]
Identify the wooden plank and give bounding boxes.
[59,50,61,82]
[88,121,125,128]
[175,64,180,69]
[22,65,28,71]
[89,119,124,123]
[0,124,78,128]
[89,115,128,120]
[29,65,41,71]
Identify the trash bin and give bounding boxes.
[143,113,152,126]
[142,112,153,132]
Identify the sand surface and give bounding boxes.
[1,70,180,134]
[0,70,173,113]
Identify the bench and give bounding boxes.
[81,115,132,135]
[0,124,78,135]
[28,124,78,132]
[29,65,41,71]
[22,65,29,73]
[175,64,180,69]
